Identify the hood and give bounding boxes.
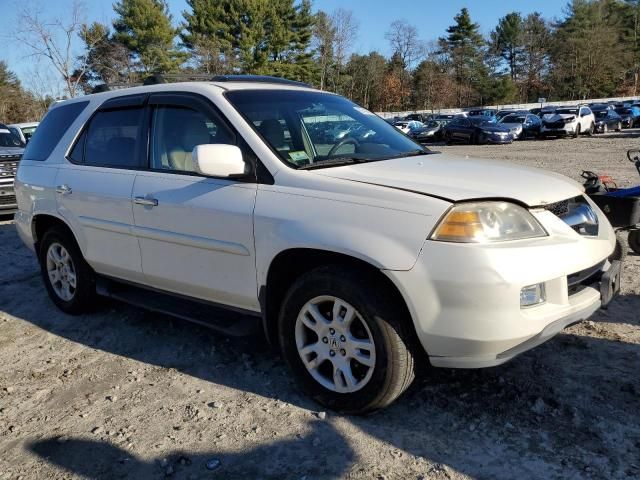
[0,146,24,157]
[313,153,582,206]
[500,122,524,131]
[477,124,510,133]
[545,113,577,123]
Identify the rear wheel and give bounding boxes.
[629,230,640,255]
[602,123,608,134]
[39,226,96,314]
[278,266,416,414]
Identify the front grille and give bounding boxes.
[567,261,605,296]
[544,199,570,217]
[0,156,20,179]
[0,195,16,206]
[544,121,565,129]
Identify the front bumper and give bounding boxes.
[541,124,576,136]
[385,199,617,368]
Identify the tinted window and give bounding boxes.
[150,105,235,172]
[68,130,86,163]
[85,108,143,168]
[22,101,89,160]
[0,127,23,147]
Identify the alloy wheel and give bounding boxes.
[295,295,376,393]
[46,242,77,301]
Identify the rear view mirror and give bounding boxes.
[192,144,246,178]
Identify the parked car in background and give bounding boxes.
[498,113,541,139]
[394,120,424,135]
[7,122,39,144]
[0,123,26,214]
[537,107,557,118]
[614,106,640,128]
[14,76,618,413]
[408,120,447,143]
[541,106,595,138]
[588,103,614,112]
[442,116,512,144]
[404,113,432,123]
[467,108,497,118]
[592,108,622,133]
[496,109,529,121]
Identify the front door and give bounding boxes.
[131,93,259,311]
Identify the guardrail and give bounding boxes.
[376,96,640,118]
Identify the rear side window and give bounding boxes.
[22,101,89,161]
[84,108,144,168]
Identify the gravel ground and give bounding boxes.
[1,131,639,480]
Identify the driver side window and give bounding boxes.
[150,105,234,173]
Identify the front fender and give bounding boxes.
[254,187,440,286]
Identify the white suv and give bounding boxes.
[14,77,620,413]
[541,105,596,138]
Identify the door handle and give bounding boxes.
[56,184,72,195]
[134,196,158,207]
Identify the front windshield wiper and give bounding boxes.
[298,157,370,170]
[378,149,429,161]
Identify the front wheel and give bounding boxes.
[586,123,594,136]
[39,226,97,314]
[278,266,416,414]
[616,122,622,132]
[574,124,581,138]
[629,230,640,255]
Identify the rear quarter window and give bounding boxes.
[22,101,89,161]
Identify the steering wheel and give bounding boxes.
[327,136,360,157]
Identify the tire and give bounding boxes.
[278,265,416,414]
[616,122,622,132]
[574,124,581,138]
[39,226,97,314]
[609,235,628,262]
[602,124,608,134]
[629,230,640,255]
[586,123,594,136]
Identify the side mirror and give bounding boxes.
[192,144,246,178]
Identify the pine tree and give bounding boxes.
[439,8,486,106]
[490,12,523,81]
[113,0,184,74]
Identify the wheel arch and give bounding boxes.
[32,213,83,255]
[260,248,419,349]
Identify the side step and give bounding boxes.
[96,276,262,337]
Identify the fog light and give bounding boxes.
[520,283,546,308]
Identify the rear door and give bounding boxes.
[55,95,146,282]
[131,93,259,311]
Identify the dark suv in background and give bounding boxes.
[0,123,25,215]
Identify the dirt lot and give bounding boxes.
[1,132,639,480]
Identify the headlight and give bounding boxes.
[431,202,548,243]
[562,116,576,124]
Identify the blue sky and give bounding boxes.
[0,0,567,94]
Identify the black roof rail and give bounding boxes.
[210,75,311,88]
[91,74,311,94]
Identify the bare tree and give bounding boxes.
[385,19,422,108]
[15,1,98,98]
[330,8,359,92]
[385,19,422,70]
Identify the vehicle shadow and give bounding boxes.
[3,222,639,479]
[27,419,353,479]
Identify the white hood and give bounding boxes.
[545,113,577,123]
[313,153,583,206]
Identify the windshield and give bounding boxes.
[226,90,427,169]
[594,110,608,119]
[425,121,441,128]
[0,128,25,147]
[556,108,578,115]
[469,117,493,126]
[500,115,526,124]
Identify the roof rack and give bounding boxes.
[210,75,311,87]
[91,74,311,94]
